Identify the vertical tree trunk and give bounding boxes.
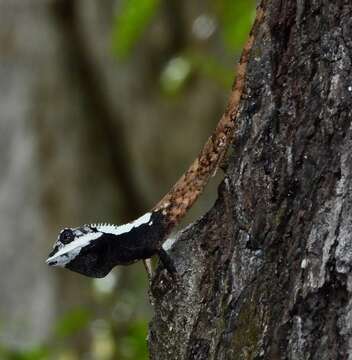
[149,1,352,358]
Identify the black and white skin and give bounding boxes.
[46,210,175,278]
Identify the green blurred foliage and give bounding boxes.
[0,308,148,360]
[0,308,92,360]
[159,53,234,95]
[0,346,48,360]
[111,0,255,95]
[160,56,192,95]
[54,308,91,339]
[215,0,256,52]
[112,0,160,58]
[115,320,149,360]
[188,52,234,88]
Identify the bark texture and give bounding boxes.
[149,1,352,359]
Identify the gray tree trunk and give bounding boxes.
[149,1,352,359]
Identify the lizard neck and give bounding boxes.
[154,4,265,228]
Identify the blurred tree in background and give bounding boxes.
[0,0,254,359]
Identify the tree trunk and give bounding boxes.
[149,0,352,359]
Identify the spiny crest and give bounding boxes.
[87,222,115,229]
[90,213,154,237]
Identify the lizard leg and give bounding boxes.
[158,248,177,273]
[143,259,153,282]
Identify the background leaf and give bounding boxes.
[55,308,91,339]
[216,0,256,51]
[0,346,48,360]
[112,0,160,58]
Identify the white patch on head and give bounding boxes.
[94,212,153,236]
[46,232,102,267]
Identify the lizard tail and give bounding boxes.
[153,3,266,229]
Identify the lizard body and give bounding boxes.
[46,3,265,278]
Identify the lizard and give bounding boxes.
[46,3,265,279]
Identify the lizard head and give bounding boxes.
[46,225,110,278]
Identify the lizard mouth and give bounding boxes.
[46,247,59,265]
[46,245,68,267]
[46,259,57,266]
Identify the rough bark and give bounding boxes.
[149,1,352,359]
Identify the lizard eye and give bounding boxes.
[60,229,74,244]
